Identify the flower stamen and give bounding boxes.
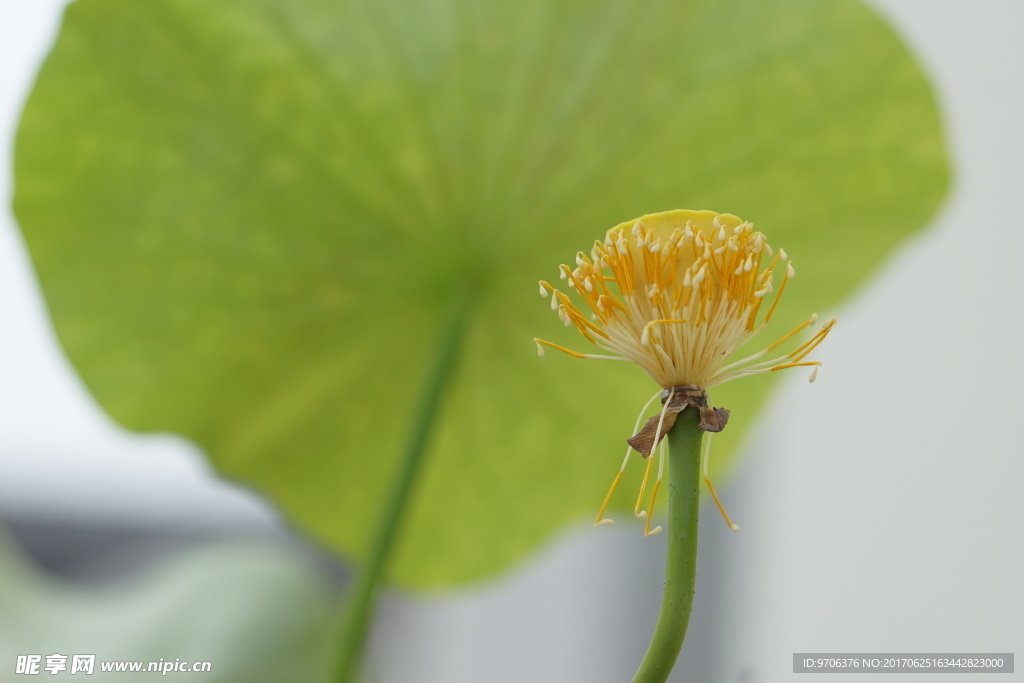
[779,317,836,363]
[533,338,631,361]
[640,319,688,346]
[770,360,823,372]
[766,313,818,353]
[763,255,792,323]
[594,390,662,526]
[635,387,675,518]
[594,472,623,527]
[717,313,819,373]
[644,439,667,536]
[634,449,656,519]
[702,432,739,531]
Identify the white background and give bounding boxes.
[1,1,1021,682]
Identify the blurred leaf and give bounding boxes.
[0,530,334,682]
[13,0,948,586]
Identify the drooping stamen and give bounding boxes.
[635,387,675,517]
[594,471,623,527]
[635,447,657,518]
[595,389,662,526]
[702,432,739,531]
[644,438,668,536]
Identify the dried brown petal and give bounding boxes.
[626,385,730,456]
[626,411,681,457]
[698,406,730,433]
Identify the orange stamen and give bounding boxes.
[644,480,662,536]
[533,339,588,358]
[594,471,624,526]
[764,263,791,323]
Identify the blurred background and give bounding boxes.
[0,1,1021,682]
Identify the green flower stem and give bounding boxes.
[631,407,703,683]
[329,294,469,683]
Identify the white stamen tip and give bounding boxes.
[809,366,819,383]
[810,313,818,325]
[744,254,754,272]
[641,326,651,346]
[585,277,594,292]
[787,262,796,279]
[559,269,567,280]
[729,524,740,532]
[636,509,647,519]
[647,526,663,536]
[779,248,788,260]
[539,282,548,297]
[535,341,545,357]
[596,518,615,526]
[718,226,727,242]
[550,295,559,311]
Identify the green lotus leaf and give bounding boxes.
[14,0,948,586]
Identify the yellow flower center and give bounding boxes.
[535,209,833,389]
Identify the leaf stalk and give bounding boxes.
[329,292,469,683]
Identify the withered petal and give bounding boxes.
[626,385,729,456]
